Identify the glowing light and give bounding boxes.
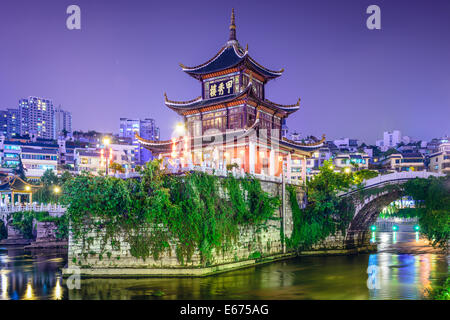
[224,152,230,158]
[329,165,334,170]
[171,138,177,159]
[240,150,245,155]
[54,186,61,194]
[100,149,104,165]
[415,231,420,242]
[25,281,34,300]
[392,225,399,231]
[103,137,111,146]
[414,225,420,231]
[175,122,185,135]
[1,273,7,299]
[54,277,62,300]
[344,167,351,174]
[370,225,376,231]
[393,231,397,244]
[25,185,31,191]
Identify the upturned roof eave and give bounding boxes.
[180,43,283,81]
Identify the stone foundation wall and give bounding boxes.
[70,221,284,269]
[35,221,58,242]
[65,178,375,276]
[306,231,372,252]
[68,179,303,272]
[7,225,24,240]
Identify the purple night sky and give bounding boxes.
[0,0,449,143]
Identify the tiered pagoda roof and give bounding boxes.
[179,44,284,81]
[0,176,40,193]
[138,9,326,157]
[136,113,326,155]
[165,80,301,117]
[165,9,300,117]
[180,9,283,82]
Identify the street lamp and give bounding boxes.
[344,167,351,174]
[103,137,111,146]
[103,137,111,175]
[53,186,61,204]
[175,122,185,136]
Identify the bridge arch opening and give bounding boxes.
[341,171,445,248]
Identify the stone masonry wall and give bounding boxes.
[35,221,58,242]
[68,179,302,270]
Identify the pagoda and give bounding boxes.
[137,9,324,181]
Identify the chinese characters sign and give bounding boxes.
[207,78,234,99]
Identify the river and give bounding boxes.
[0,230,448,300]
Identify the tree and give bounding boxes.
[60,171,73,184]
[33,169,61,203]
[13,157,27,181]
[41,169,59,185]
[383,148,399,156]
[288,160,355,251]
[109,162,125,174]
[353,169,379,185]
[404,176,450,248]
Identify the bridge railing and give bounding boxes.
[376,217,418,223]
[0,203,66,215]
[338,171,444,197]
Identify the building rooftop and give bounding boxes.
[180,9,283,81]
[21,147,58,155]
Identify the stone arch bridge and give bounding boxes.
[339,171,444,248]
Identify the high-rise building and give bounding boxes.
[0,108,20,138]
[19,97,56,140]
[55,105,72,136]
[375,130,413,152]
[119,118,160,164]
[6,108,20,138]
[0,110,8,137]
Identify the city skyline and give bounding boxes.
[1,0,449,144]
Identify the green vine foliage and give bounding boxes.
[379,207,418,219]
[287,160,355,251]
[428,277,450,300]
[10,211,35,238]
[62,159,280,266]
[8,211,68,239]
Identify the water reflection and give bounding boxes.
[0,247,66,300]
[366,232,447,300]
[0,231,448,300]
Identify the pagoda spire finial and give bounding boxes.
[228,8,237,42]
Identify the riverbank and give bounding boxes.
[62,243,378,278]
[429,277,450,300]
[1,231,447,300]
